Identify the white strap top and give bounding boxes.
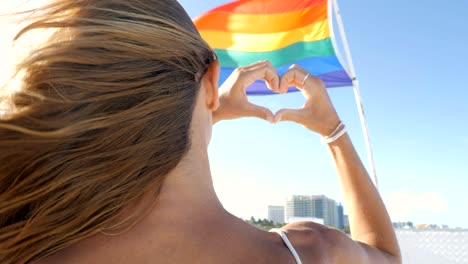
[269,228,303,264]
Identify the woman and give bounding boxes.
[0,0,401,263]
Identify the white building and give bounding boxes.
[285,195,339,227]
[267,205,285,224]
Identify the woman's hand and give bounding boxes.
[274,65,341,136]
[213,61,281,124]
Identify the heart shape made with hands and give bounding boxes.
[245,79,309,123]
[215,62,339,137]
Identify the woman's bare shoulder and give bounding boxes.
[280,221,399,264]
[281,220,342,242]
[279,221,356,264]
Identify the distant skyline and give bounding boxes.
[1,0,467,228]
[266,198,458,229]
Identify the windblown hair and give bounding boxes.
[0,0,215,263]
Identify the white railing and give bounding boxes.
[396,229,468,264]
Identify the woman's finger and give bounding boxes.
[279,64,323,96]
[279,65,306,92]
[244,102,274,123]
[274,108,304,124]
[235,61,280,93]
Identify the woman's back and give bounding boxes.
[35,199,333,264]
[33,177,306,264]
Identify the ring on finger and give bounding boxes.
[301,73,310,86]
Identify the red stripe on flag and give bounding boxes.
[202,0,327,15]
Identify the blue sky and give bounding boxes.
[1,1,466,228]
[178,0,468,228]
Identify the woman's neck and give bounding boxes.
[156,142,224,213]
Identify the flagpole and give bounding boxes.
[332,0,379,189]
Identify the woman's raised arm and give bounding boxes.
[275,65,401,264]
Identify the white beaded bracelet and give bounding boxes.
[321,122,347,144]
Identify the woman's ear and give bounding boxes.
[203,59,220,111]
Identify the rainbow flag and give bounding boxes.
[194,0,353,95]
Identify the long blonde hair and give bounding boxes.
[0,0,215,263]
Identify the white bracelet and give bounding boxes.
[326,121,344,138]
[321,125,347,144]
